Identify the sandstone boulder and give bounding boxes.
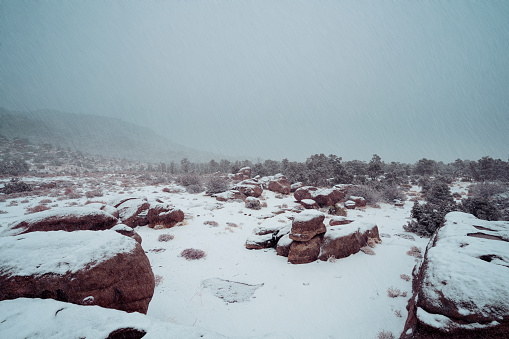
[268,174,291,195]
[290,182,304,192]
[117,198,150,227]
[111,224,142,244]
[245,233,275,250]
[349,196,366,208]
[0,207,118,237]
[214,189,244,202]
[289,210,326,242]
[401,212,509,339]
[294,186,346,207]
[0,230,155,314]
[329,216,354,226]
[147,203,184,228]
[232,167,251,181]
[234,179,263,198]
[344,200,356,209]
[318,222,380,261]
[300,199,319,209]
[288,235,323,264]
[276,234,293,257]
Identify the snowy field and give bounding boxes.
[0,176,470,338]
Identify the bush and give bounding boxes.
[85,189,103,198]
[377,331,395,339]
[206,176,230,194]
[158,233,175,242]
[180,248,206,260]
[461,197,501,221]
[405,201,454,237]
[0,179,33,194]
[328,204,347,216]
[186,184,203,194]
[348,185,382,205]
[468,182,507,199]
[179,173,202,187]
[381,185,406,202]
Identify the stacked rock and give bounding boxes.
[287,210,326,264]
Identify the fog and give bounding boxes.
[1,1,508,163]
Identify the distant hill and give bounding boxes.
[0,108,227,163]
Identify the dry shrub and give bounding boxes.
[204,220,219,227]
[39,199,52,204]
[387,286,407,298]
[67,192,82,199]
[26,204,51,214]
[226,222,239,228]
[85,189,103,198]
[158,234,175,242]
[261,202,268,208]
[406,246,422,258]
[8,200,18,206]
[377,330,395,339]
[20,199,29,204]
[155,275,163,286]
[181,248,206,260]
[400,274,411,282]
[0,210,8,214]
[327,255,337,263]
[394,310,402,318]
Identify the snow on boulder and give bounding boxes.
[329,216,354,226]
[117,198,150,227]
[344,200,356,209]
[293,186,346,207]
[289,210,326,242]
[0,230,155,314]
[245,233,275,250]
[300,198,319,209]
[276,234,293,257]
[111,223,142,244]
[318,221,381,261]
[232,167,252,181]
[0,298,231,339]
[214,189,244,202]
[147,202,184,228]
[401,212,509,339]
[234,179,263,198]
[0,206,118,237]
[290,182,304,192]
[268,174,291,195]
[349,196,366,208]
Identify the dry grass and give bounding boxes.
[406,246,422,258]
[377,330,395,339]
[327,255,338,263]
[400,274,411,282]
[155,275,163,286]
[25,204,51,214]
[204,220,219,227]
[181,248,207,260]
[387,286,407,298]
[158,234,175,242]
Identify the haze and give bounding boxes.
[1,0,508,163]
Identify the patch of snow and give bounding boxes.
[202,278,264,303]
[293,210,324,223]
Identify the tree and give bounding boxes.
[181,158,191,173]
[413,158,436,176]
[368,154,384,179]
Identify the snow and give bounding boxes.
[293,209,324,223]
[325,221,377,240]
[0,230,137,276]
[201,278,264,303]
[417,307,500,330]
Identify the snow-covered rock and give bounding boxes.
[293,186,346,207]
[268,174,291,195]
[0,230,154,314]
[401,212,509,338]
[117,198,150,227]
[289,210,326,242]
[147,202,184,228]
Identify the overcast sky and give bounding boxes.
[1,1,508,163]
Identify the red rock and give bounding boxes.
[0,230,155,314]
[234,179,263,198]
[276,234,293,257]
[2,207,118,236]
[245,233,275,249]
[268,175,291,195]
[288,235,323,264]
[289,210,326,242]
[112,224,142,244]
[147,203,184,228]
[318,222,380,261]
[349,196,366,208]
[401,212,509,339]
[214,190,244,202]
[344,200,356,209]
[329,216,354,226]
[291,182,304,192]
[293,186,317,202]
[232,167,251,181]
[117,199,150,228]
[294,186,346,207]
[300,199,319,210]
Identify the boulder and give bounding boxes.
[234,179,263,198]
[294,186,346,207]
[245,233,275,250]
[276,234,293,257]
[293,186,317,202]
[0,230,155,314]
[117,198,150,227]
[318,222,380,261]
[349,196,366,208]
[289,210,326,242]
[232,167,251,181]
[147,203,184,228]
[401,212,509,339]
[329,216,354,226]
[288,235,323,264]
[268,175,291,195]
[214,189,244,202]
[344,200,356,209]
[291,182,304,192]
[300,199,319,210]
[0,207,118,237]
[111,224,142,244]
[245,197,262,210]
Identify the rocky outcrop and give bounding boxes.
[147,203,184,228]
[234,179,263,198]
[117,198,150,228]
[401,212,509,339]
[289,210,326,242]
[232,167,251,181]
[293,186,347,207]
[318,221,380,261]
[0,230,155,314]
[276,234,293,257]
[268,174,291,195]
[1,207,118,236]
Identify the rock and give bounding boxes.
[401,212,509,339]
[291,182,304,192]
[214,189,244,202]
[294,186,346,207]
[1,207,118,237]
[232,167,251,181]
[147,203,184,228]
[394,199,405,207]
[344,200,356,209]
[234,179,263,198]
[111,224,142,244]
[245,197,262,210]
[245,233,275,250]
[253,223,286,236]
[329,216,354,226]
[349,196,366,208]
[288,235,323,264]
[0,230,155,314]
[289,210,326,242]
[268,174,291,195]
[318,222,381,261]
[117,198,150,228]
[276,234,293,257]
[300,199,319,209]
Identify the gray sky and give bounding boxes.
[1,0,508,163]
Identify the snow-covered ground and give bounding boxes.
[0,176,471,338]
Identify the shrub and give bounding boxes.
[469,182,507,199]
[387,286,407,298]
[179,173,202,187]
[26,204,51,214]
[400,274,411,282]
[39,199,52,204]
[158,234,175,242]
[461,197,501,221]
[377,331,395,339]
[348,185,382,205]
[186,184,203,194]
[180,248,206,260]
[204,220,219,227]
[381,185,406,202]
[155,275,163,286]
[245,197,261,210]
[0,179,32,194]
[406,246,422,258]
[206,176,230,194]
[85,189,103,198]
[328,204,347,216]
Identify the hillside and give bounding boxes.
[0,109,226,163]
